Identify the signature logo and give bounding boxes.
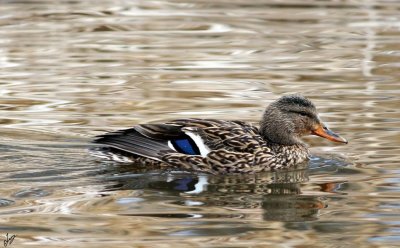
[3,233,16,247]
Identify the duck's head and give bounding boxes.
[260,94,347,146]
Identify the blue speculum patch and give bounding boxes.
[172,138,199,155]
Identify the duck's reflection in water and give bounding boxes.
[262,183,326,222]
[103,167,325,222]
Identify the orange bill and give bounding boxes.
[312,124,348,144]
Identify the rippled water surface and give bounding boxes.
[1,0,399,247]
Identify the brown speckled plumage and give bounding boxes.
[92,95,347,174]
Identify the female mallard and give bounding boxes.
[93,94,347,174]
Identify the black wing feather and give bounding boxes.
[93,128,175,161]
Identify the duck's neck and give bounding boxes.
[265,141,310,168]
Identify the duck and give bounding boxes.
[92,94,347,174]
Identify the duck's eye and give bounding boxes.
[291,111,310,118]
[289,110,312,118]
[298,112,309,117]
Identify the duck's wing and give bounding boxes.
[93,120,211,160]
[93,119,269,172]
